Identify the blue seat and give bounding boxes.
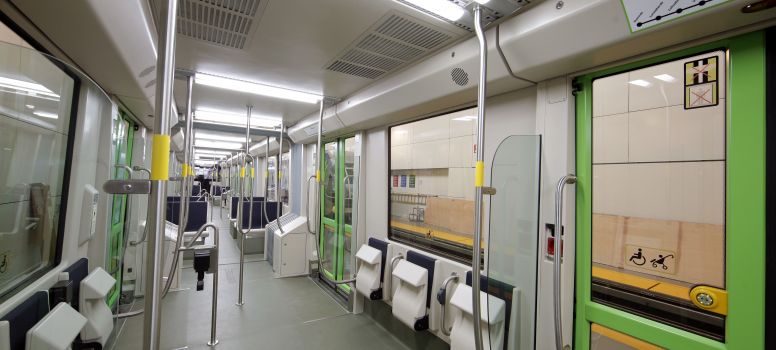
[0,291,49,350]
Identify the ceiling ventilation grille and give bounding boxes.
[177,0,264,49]
[325,11,459,80]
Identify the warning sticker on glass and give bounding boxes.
[684,56,719,109]
[621,0,730,33]
[624,244,677,275]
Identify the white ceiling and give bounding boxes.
[165,0,470,128]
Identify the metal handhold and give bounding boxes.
[102,179,151,194]
[482,186,497,195]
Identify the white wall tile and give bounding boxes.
[449,135,474,168]
[391,125,412,146]
[667,161,725,225]
[449,116,476,138]
[628,61,684,111]
[447,168,466,198]
[412,116,450,143]
[390,145,411,170]
[629,108,669,162]
[593,73,629,117]
[667,102,725,161]
[412,139,449,169]
[592,164,629,216]
[593,113,628,164]
[628,163,671,220]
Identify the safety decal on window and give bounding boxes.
[684,56,719,109]
[625,244,677,275]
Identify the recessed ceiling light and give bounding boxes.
[452,116,477,121]
[195,149,233,156]
[653,74,676,83]
[472,0,490,4]
[628,79,651,87]
[194,73,321,104]
[25,104,34,109]
[194,139,243,150]
[396,0,466,21]
[195,108,281,128]
[0,77,59,100]
[195,131,246,143]
[33,111,58,119]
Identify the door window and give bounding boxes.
[591,51,726,338]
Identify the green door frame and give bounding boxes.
[107,111,134,307]
[573,31,766,349]
[319,137,354,293]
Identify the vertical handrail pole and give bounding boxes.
[143,0,177,348]
[313,99,324,270]
[209,223,220,347]
[277,120,284,224]
[554,175,577,350]
[472,6,487,350]
[237,106,253,306]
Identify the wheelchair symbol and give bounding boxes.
[628,248,646,266]
[651,254,674,270]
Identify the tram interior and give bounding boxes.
[0,0,773,350]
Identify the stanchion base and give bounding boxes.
[207,339,219,347]
[235,302,244,306]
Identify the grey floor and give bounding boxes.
[111,205,409,350]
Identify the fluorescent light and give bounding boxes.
[195,73,321,104]
[653,74,676,83]
[472,0,490,3]
[628,79,651,87]
[33,111,58,119]
[196,131,246,143]
[398,0,465,21]
[194,139,243,150]
[452,116,477,121]
[0,76,59,99]
[195,154,226,160]
[195,108,281,128]
[195,149,233,156]
[25,104,34,109]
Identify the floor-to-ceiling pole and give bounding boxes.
[472,5,487,350]
[143,0,177,348]
[277,120,283,224]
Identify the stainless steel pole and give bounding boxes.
[277,120,283,223]
[472,6,487,350]
[143,0,177,348]
[237,105,253,306]
[313,100,324,271]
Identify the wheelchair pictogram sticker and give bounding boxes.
[625,245,677,275]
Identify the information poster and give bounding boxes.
[620,0,730,32]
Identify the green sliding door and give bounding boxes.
[574,32,765,350]
[107,111,134,307]
[319,137,356,293]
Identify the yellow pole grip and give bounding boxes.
[316,170,320,183]
[250,168,255,178]
[474,161,484,187]
[151,134,170,181]
[182,164,189,177]
[240,167,246,178]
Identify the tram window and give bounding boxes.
[388,107,479,263]
[590,324,664,350]
[591,51,726,338]
[0,40,76,299]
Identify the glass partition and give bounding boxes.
[486,136,541,350]
[0,41,77,300]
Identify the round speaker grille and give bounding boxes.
[451,67,469,86]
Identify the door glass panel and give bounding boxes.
[590,324,664,350]
[486,136,541,350]
[591,51,726,338]
[321,223,337,278]
[322,142,337,221]
[340,137,356,285]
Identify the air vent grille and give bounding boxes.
[325,11,461,80]
[177,0,263,49]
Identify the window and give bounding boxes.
[388,107,478,263]
[0,39,77,299]
[591,51,726,339]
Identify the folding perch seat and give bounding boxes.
[391,259,430,331]
[355,244,383,300]
[25,303,86,350]
[78,268,116,347]
[449,284,506,350]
